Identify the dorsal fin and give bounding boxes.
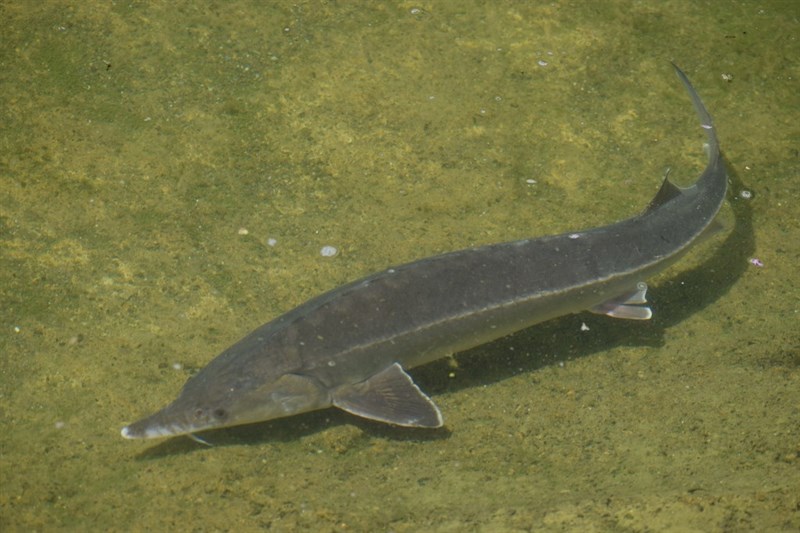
[644,168,683,213]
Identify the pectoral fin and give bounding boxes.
[331,363,444,428]
[590,282,653,320]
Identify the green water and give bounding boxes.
[2,2,798,531]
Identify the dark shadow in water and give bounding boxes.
[133,409,451,459]
[413,155,753,396]
[132,157,753,458]
[414,156,754,393]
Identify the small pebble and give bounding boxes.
[320,245,339,257]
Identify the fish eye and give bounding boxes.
[213,408,228,420]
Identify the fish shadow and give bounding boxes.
[133,158,753,457]
[133,410,450,458]
[415,155,753,400]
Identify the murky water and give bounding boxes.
[2,2,798,530]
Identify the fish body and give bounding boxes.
[122,65,727,441]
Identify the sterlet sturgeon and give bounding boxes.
[121,64,727,442]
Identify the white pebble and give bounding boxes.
[320,245,339,257]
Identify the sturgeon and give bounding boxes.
[122,65,727,442]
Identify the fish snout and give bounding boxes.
[121,403,226,439]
